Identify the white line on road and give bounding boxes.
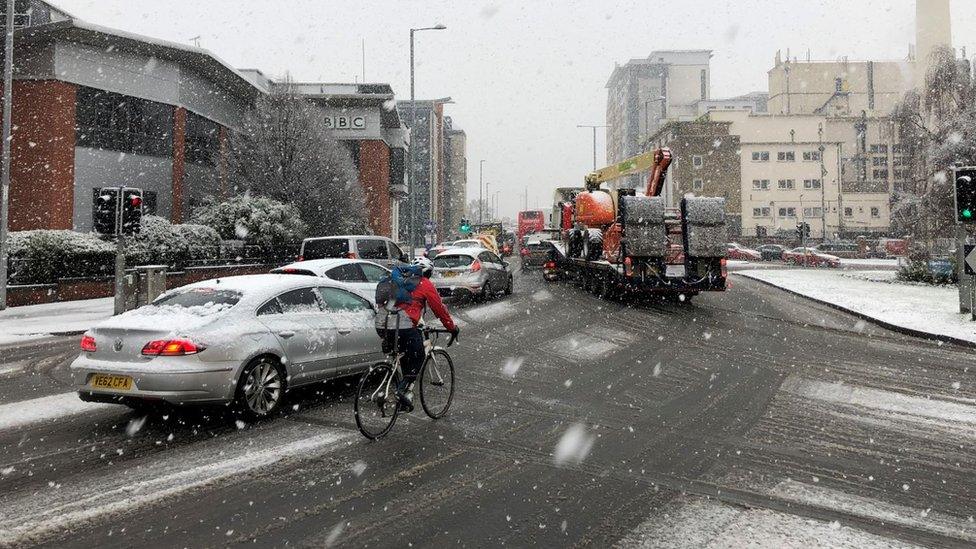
[0,424,353,546]
[0,392,116,432]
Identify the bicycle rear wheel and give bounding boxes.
[354,362,401,439]
[419,349,455,419]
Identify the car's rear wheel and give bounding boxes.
[235,356,286,421]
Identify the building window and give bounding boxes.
[872,156,888,167]
[752,179,770,190]
[185,112,220,166]
[76,86,173,157]
[892,143,904,154]
[803,179,822,189]
[752,207,770,217]
[803,207,823,217]
[777,151,795,162]
[871,206,880,218]
[692,155,703,168]
[777,179,796,190]
[693,178,704,191]
[872,168,889,180]
[777,207,796,217]
[802,151,822,161]
[844,207,853,217]
[834,77,843,92]
[752,151,770,162]
[869,144,889,154]
[700,69,707,101]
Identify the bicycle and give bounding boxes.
[354,311,458,440]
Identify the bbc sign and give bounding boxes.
[324,115,367,130]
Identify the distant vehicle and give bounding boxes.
[726,242,761,261]
[520,238,553,271]
[272,258,390,301]
[816,241,859,259]
[298,236,406,270]
[783,247,840,268]
[453,235,500,255]
[500,231,517,256]
[430,247,513,301]
[756,244,787,261]
[425,241,456,259]
[517,210,546,243]
[72,274,383,419]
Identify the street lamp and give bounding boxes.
[407,23,446,259]
[577,124,608,171]
[479,159,486,224]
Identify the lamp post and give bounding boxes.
[407,23,446,259]
[478,159,486,224]
[577,124,608,171]
[0,0,14,310]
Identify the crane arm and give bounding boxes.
[583,148,673,197]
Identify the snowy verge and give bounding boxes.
[0,392,117,432]
[0,297,113,345]
[736,269,976,346]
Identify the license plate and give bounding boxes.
[90,374,133,391]
[665,264,686,278]
[442,271,458,278]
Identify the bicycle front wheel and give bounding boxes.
[354,362,401,439]
[419,349,455,419]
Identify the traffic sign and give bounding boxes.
[965,244,976,276]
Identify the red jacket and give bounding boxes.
[398,277,456,331]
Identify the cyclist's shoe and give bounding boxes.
[397,390,415,413]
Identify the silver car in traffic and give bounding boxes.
[71,274,383,419]
[430,247,513,300]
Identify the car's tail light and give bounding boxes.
[142,339,206,356]
[470,259,482,272]
[296,255,304,262]
[623,256,633,277]
[346,251,357,259]
[80,334,96,352]
[720,258,728,278]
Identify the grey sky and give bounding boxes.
[51,0,975,220]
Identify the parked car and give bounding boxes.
[520,238,553,271]
[757,244,787,261]
[783,247,840,268]
[298,235,406,269]
[430,247,513,300]
[726,242,761,261]
[272,258,389,301]
[816,241,860,259]
[71,274,383,419]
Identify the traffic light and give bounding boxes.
[795,222,810,241]
[92,186,143,235]
[459,218,471,234]
[954,167,976,223]
[121,188,143,235]
[802,222,811,239]
[93,187,119,235]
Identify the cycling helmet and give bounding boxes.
[412,256,434,277]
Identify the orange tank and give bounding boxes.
[575,191,615,227]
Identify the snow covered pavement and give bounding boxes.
[736,268,976,345]
[0,297,113,345]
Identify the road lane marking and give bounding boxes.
[0,392,116,432]
[0,424,353,546]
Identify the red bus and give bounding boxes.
[517,210,546,243]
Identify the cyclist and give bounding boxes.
[375,257,458,412]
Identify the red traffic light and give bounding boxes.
[129,196,142,207]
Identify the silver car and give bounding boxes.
[70,274,383,419]
[430,247,513,300]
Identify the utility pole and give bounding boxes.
[577,124,607,171]
[0,0,14,311]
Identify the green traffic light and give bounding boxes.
[965,209,973,218]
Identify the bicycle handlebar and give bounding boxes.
[424,327,459,347]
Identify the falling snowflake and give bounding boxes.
[553,423,595,466]
[502,357,524,378]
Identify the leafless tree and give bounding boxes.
[228,84,367,236]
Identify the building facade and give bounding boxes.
[644,120,742,238]
[695,91,768,117]
[397,98,451,245]
[443,117,467,239]
[9,5,261,232]
[606,50,711,187]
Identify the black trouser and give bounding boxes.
[378,328,424,392]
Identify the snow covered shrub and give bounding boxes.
[6,230,115,284]
[191,194,306,255]
[896,259,956,285]
[125,216,220,268]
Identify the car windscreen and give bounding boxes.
[153,288,241,308]
[302,239,348,260]
[433,255,474,268]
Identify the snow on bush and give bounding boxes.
[6,230,115,284]
[126,215,220,267]
[192,194,306,255]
